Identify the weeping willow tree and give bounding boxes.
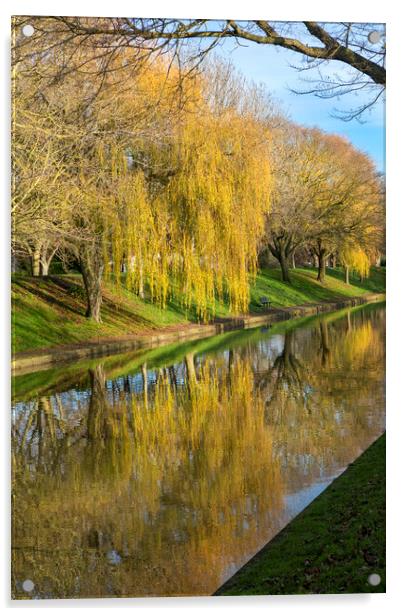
[13,30,272,322]
[80,64,272,321]
[339,245,371,284]
[166,113,271,317]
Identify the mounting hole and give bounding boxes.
[368,31,381,44]
[22,24,35,37]
[22,579,35,592]
[368,573,381,586]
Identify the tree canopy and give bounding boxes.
[12,16,384,322]
[12,37,272,321]
[12,17,386,121]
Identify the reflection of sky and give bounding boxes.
[209,32,385,172]
[284,476,336,518]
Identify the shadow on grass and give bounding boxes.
[325,266,386,293]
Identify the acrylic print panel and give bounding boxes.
[11,16,386,599]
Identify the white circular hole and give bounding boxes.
[368,573,381,586]
[368,31,381,44]
[22,579,35,592]
[22,24,35,37]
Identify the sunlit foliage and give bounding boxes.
[12,35,272,320]
[339,245,371,278]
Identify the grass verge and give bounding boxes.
[11,267,385,354]
[12,301,384,402]
[216,433,386,596]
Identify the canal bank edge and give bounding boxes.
[215,432,386,596]
[12,293,385,375]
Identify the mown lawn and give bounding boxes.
[11,267,385,354]
[216,433,386,596]
[249,266,385,311]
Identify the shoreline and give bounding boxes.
[12,292,384,375]
[215,432,386,596]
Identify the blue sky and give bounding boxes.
[215,36,385,173]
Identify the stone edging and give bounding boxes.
[12,293,385,375]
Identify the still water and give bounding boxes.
[11,303,385,598]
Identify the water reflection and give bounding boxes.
[11,304,385,598]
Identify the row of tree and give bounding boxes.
[12,23,384,322]
[266,122,384,283]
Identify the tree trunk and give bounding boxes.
[40,246,57,276]
[282,331,292,367]
[32,242,41,277]
[268,234,293,283]
[278,252,291,283]
[291,251,296,269]
[320,322,330,366]
[185,352,197,398]
[345,266,350,285]
[87,365,107,441]
[317,250,326,283]
[138,263,144,299]
[185,352,196,382]
[79,243,104,323]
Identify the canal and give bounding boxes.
[11,302,385,598]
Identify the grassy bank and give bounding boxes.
[14,301,385,402]
[12,266,385,355]
[216,433,386,596]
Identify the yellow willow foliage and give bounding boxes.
[343,321,376,364]
[97,105,271,319]
[166,112,271,318]
[103,171,170,307]
[340,245,371,278]
[320,316,382,370]
[14,41,272,319]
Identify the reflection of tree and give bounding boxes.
[184,352,197,398]
[319,321,331,366]
[141,363,148,409]
[12,359,285,598]
[87,365,107,440]
[11,306,385,599]
[258,331,312,418]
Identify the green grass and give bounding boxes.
[12,300,385,403]
[216,433,386,596]
[11,267,385,354]
[249,266,385,311]
[11,275,191,355]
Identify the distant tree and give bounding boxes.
[264,123,384,285]
[307,133,383,283]
[265,123,326,282]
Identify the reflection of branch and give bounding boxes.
[12,395,81,477]
[319,322,331,367]
[141,363,148,409]
[257,331,313,416]
[87,365,108,441]
[185,352,198,398]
